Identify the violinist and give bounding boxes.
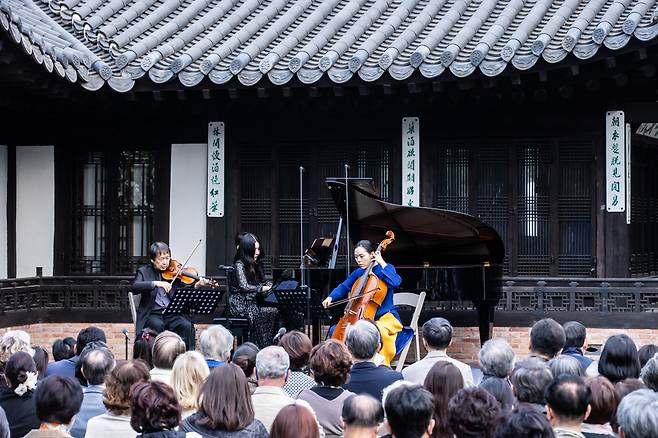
[131,242,209,350]
[322,240,403,366]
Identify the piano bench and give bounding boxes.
[212,317,250,344]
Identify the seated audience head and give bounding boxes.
[103,360,150,415]
[424,361,463,437]
[34,375,83,426]
[511,358,554,405]
[309,339,352,387]
[640,353,658,392]
[171,350,210,412]
[494,403,555,438]
[638,344,658,368]
[585,376,619,426]
[32,347,49,380]
[255,345,289,384]
[421,317,453,352]
[345,319,381,362]
[598,334,641,384]
[152,330,186,370]
[270,403,320,438]
[52,338,75,362]
[479,338,515,378]
[130,381,182,433]
[4,351,37,393]
[548,355,584,378]
[384,384,435,438]
[615,389,658,438]
[133,328,158,368]
[615,379,646,400]
[200,324,234,362]
[0,331,33,367]
[341,394,383,438]
[80,343,115,386]
[563,321,587,350]
[232,342,259,379]
[545,375,591,428]
[280,330,313,371]
[479,376,515,412]
[196,363,254,431]
[448,387,501,438]
[75,327,106,356]
[530,318,565,360]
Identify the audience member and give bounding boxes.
[341,395,383,438]
[0,331,34,384]
[595,334,641,384]
[494,403,555,438]
[46,327,106,378]
[448,387,501,438]
[180,364,267,437]
[545,375,591,438]
[231,342,259,394]
[582,376,618,438]
[150,331,186,385]
[562,322,593,371]
[479,376,515,413]
[171,351,209,419]
[638,344,658,368]
[52,338,75,363]
[529,319,566,361]
[423,361,463,438]
[0,352,40,437]
[385,384,435,438]
[512,358,554,412]
[32,347,49,380]
[478,338,516,381]
[85,360,151,438]
[199,324,233,370]
[343,320,402,400]
[615,389,658,438]
[549,355,585,378]
[0,407,8,438]
[270,403,320,438]
[129,381,187,438]
[402,318,474,387]
[133,329,158,369]
[298,339,354,436]
[639,353,658,392]
[70,344,116,438]
[615,379,645,400]
[24,375,83,438]
[280,331,316,398]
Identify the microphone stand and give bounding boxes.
[344,164,350,278]
[299,166,311,338]
[122,329,129,361]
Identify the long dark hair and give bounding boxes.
[234,233,264,283]
[196,364,254,431]
[598,334,641,384]
[424,361,464,438]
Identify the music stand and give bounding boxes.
[164,287,223,349]
[274,287,330,339]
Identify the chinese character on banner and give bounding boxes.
[207,122,225,217]
[605,111,625,212]
[402,117,420,207]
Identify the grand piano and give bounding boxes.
[273,177,505,345]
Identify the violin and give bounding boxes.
[331,230,395,342]
[162,259,220,288]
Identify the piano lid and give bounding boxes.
[326,178,505,266]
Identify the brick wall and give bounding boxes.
[2,323,657,365]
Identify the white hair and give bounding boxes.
[256,346,289,379]
[199,324,234,361]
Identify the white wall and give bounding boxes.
[0,146,7,279]
[169,144,207,275]
[16,146,55,277]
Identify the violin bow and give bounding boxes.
[169,239,203,285]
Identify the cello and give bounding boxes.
[331,230,395,342]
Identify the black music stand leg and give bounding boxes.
[476,302,494,346]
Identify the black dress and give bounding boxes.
[0,386,40,438]
[228,260,280,348]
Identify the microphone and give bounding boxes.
[218,265,234,271]
[122,328,129,339]
[273,327,287,344]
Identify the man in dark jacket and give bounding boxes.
[560,321,593,372]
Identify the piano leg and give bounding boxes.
[476,301,495,346]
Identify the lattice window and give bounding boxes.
[436,146,470,213]
[630,143,658,276]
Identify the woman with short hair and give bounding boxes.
[270,404,320,438]
[595,335,641,384]
[130,381,197,438]
[170,351,209,419]
[24,375,83,437]
[582,376,618,438]
[0,352,40,437]
[280,331,315,398]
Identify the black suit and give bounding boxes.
[342,361,403,400]
[132,264,193,349]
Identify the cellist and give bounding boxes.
[322,239,403,366]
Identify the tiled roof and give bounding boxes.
[2,0,658,92]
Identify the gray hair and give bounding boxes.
[616,389,658,438]
[478,338,515,378]
[511,358,554,404]
[199,324,234,361]
[422,317,453,350]
[640,353,658,392]
[345,320,381,360]
[255,346,289,379]
[548,355,584,378]
[80,345,115,386]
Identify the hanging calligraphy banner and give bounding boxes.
[605,111,625,212]
[207,122,225,217]
[402,117,420,207]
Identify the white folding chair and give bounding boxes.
[393,291,426,372]
[128,291,140,328]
